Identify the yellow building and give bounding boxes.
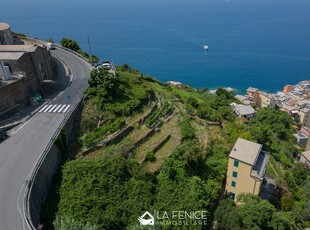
[298,108,310,127]
[225,138,269,201]
[246,87,275,108]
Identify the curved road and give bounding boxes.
[0,48,91,229]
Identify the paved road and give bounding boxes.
[0,48,91,230]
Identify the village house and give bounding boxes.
[300,150,310,168]
[301,126,310,137]
[231,103,255,120]
[225,138,269,201]
[234,95,252,105]
[0,23,14,45]
[246,87,275,108]
[294,132,308,148]
[298,108,310,127]
[0,22,55,117]
[167,81,185,89]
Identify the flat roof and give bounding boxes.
[233,104,255,116]
[0,23,10,31]
[0,45,37,53]
[0,52,24,60]
[229,138,262,166]
[260,91,274,99]
[167,81,182,85]
[247,87,258,93]
[301,151,310,161]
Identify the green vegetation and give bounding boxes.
[12,31,26,37]
[45,64,310,229]
[46,38,55,43]
[215,193,305,229]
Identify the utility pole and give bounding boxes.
[87,35,93,65]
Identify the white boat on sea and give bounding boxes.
[204,45,209,50]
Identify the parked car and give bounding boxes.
[46,42,56,50]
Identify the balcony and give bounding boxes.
[251,151,269,179]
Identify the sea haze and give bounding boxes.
[1,0,310,92]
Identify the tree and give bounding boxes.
[46,38,54,43]
[270,212,300,230]
[236,194,275,229]
[86,68,120,102]
[292,163,309,186]
[281,195,294,211]
[214,199,241,230]
[60,38,81,52]
[186,96,199,109]
[179,118,196,141]
[216,88,234,100]
[54,215,99,230]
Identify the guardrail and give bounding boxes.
[20,36,93,69]
[54,45,92,67]
[23,93,84,230]
[17,37,91,229]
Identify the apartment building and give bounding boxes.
[246,87,275,108]
[225,138,269,201]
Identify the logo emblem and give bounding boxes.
[138,211,154,225]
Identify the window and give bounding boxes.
[231,181,236,187]
[229,193,235,200]
[233,160,239,167]
[232,171,238,178]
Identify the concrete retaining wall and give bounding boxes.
[26,99,83,229]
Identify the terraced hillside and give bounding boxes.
[75,66,220,172]
[42,65,309,230]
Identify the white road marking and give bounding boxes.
[43,105,53,113]
[52,104,62,113]
[38,105,48,113]
[57,105,67,113]
[47,105,57,113]
[63,105,71,113]
[39,104,71,113]
[13,115,36,135]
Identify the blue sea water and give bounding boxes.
[1,0,310,93]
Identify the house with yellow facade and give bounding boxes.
[246,87,275,108]
[298,108,310,127]
[225,138,269,201]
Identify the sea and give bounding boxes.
[1,0,310,93]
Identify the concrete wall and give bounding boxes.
[0,79,30,117]
[27,99,83,229]
[28,143,62,228]
[0,26,14,45]
[0,38,57,116]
